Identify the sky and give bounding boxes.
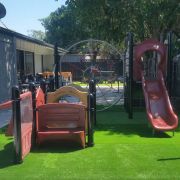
[0,0,66,35]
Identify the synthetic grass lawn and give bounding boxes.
[1,108,180,180]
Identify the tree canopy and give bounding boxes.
[41,0,180,48]
[27,30,45,41]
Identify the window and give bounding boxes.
[16,50,35,79]
[16,50,24,79]
[24,52,34,75]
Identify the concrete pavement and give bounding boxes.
[0,109,11,128]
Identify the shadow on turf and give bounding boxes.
[0,140,83,168]
[0,142,15,169]
[95,125,172,138]
[157,157,180,161]
[32,141,84,154]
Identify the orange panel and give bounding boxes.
[36,88,45,107]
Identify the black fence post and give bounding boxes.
[12,86,22,164]
[124,46,128,112]
[40,79,46,93]
[54,43,60,89]
[89,79,96,125]
[167,31,173,97]
[29,83,36,148]
[49,75,55,92]
[87,93,94,147]
[128,32,133,119]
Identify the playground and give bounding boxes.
[0,2,180,178]
[0,31,180,179]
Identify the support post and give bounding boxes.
[12,86,22,164]
[49,75,55,92]
[167,31,173,97]
[89,79,96,125]
[87,93,94,147]
[29,83,36,148]
[128,32,133,119]
[54,43,60,89]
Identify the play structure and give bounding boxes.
[0,31,179,164]
[124,32,179,132]
[16,33,179,133]
[0,81,95,163]
[36,86,88,147]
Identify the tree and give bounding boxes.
[129,0,180,41]
[27,30,45,41]
[46,0,180,47]
[41,5,89,48]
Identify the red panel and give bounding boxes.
[134,39,167,81]
[0,100,12,110]
[36,103,86,148]
[36,88,45,107]
[37,131,85,148]
[20,92,33,159]
[142,70,178,131]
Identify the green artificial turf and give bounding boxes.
[1,108,180,179]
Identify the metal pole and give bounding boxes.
[54,43,59,89]
[89,79,96,125]
[12,86,22,164]
[128,32,133,119]
[40,79,46,93]
[167,31,172,97]
[87,93,94,147]
[29,83,36,148]
[49,75,55,92]
[124,47,128,112]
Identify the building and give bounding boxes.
[0,27,66,102]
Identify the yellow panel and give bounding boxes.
[47,86,88,107]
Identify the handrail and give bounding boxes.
[0,100,12,110]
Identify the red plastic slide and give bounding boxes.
[142,70,178,131]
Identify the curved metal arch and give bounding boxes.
[60,39,123,61]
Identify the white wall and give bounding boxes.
[34,54,42,73]
[43,55,54,71]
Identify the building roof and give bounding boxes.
[0,26,67,53]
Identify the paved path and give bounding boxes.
[96,86,124,105]
[0,109,11,128]
[0,86,124,128]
